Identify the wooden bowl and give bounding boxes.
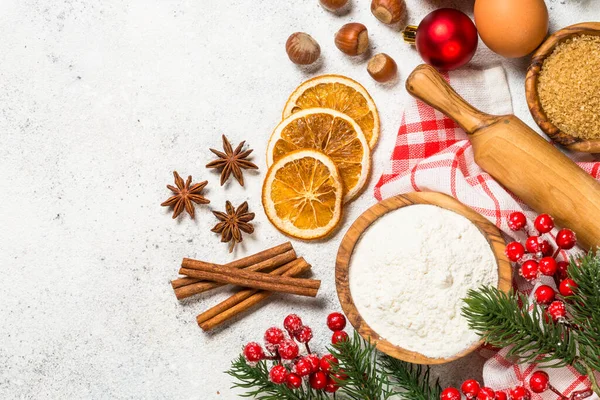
[335,192,512,365]
[526,22,600,153]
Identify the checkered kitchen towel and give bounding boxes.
[374,66,600,398]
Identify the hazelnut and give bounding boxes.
[371,0,406,24]
[367,53,397,82]
[334,23,369,56]
[285,32,321,65]
[319,0,348,12]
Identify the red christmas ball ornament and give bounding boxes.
[441,387,462,400]
[556,229,577,249]
[403,8,478,71]
[534,285,556,305]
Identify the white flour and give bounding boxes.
[349,204,498,359]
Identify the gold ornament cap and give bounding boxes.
[403,25,418,44]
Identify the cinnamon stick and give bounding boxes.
[196,258,308,325]
[171,242,293,288]
[198,258,312,331]
[172,246,296,300]
[179,266,320,297]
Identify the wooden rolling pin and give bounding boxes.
[405,64,600,250]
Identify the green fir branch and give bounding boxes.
[380,356,442,400]
[567,251,600,373]
[226,355,327,400]
[461,286,578,367]
[328,331,392,400]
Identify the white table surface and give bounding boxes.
[1,0,597,398]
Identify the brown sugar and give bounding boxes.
[538,34,600,140]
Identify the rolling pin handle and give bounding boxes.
[405,64,492,135]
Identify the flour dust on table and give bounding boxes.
[349,204,498,359]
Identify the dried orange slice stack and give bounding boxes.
[263,75,379,240]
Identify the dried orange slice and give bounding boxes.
[262,150,343,240]
[282,74,380,149]
[267,108,370,203]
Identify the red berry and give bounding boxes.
[529,371,550,393]
[304,354,320,372]
[243,342,265,362]
[525,236,545,254]
[508,211,527,231]
[319,354,339,373]
[556,261,570,280]
[556,229,577,249]
[461,379,481,398]
[309,371,328,390]
[327,312,347,331]
[534,214,554,234]
[539,257,557,276]
[278,339,299,360]
[324,376,339,393]
[520,260,539,280]
[509,386,531,400]
[334,369,348,381]
[548,300,566,321]
[269,364,288,384]
[535,285,556,305]
[495,392,508,400]
[294,325,313,343]
[477,387,496,400]
[286,372,302,389]
[559,279,578,297]
[505,242,526,262]
[283,314,303,334]
[264,327,285,351]
[441,387,461,400]
[332,330,349,344]
[294,357,313,377]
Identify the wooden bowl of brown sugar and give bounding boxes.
[526,22,600,153]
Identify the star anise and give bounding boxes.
[161,171,209,219]
[211,201,255,252]
[206,135,258,186]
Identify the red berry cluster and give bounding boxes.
[242,312,349,393]
[504,212,579,322]
[442,373,592,400]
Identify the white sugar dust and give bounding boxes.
[349,204,498,359]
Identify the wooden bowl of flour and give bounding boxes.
[335,192,511,365]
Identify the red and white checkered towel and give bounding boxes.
[374,66,600,398]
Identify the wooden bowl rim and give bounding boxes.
[335,192,512,365]
[525,22,600,153]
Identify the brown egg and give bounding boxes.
[474,0,548,58]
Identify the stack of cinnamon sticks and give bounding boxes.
[171,242,319,331]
